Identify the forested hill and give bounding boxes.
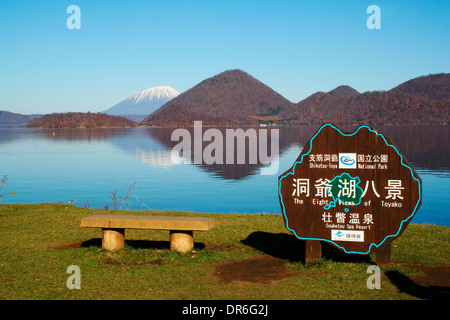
[26,112,137,128]
[140,71,449,127]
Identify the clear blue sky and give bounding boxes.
[0,0,448,114]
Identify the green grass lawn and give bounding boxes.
[0,203,448,300]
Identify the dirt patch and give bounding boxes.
[48,242,84,250]
[383,261,450,299]
[213,255,324,284]
[204,243,237,252]
[402,262,450,288]
[99,258,164,267]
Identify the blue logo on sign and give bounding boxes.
[336,231,344,238]
[340,156,355,166]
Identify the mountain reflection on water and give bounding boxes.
[11,125,446,178]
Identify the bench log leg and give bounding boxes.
[102,228,125,251]
[170,230,193,253]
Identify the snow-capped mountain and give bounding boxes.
[104,86,180,116]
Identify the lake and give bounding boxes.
[0,125,448,226]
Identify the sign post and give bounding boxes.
[278,124,422,264]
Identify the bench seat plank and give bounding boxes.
[80,214,215,231]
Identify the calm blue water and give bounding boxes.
[0,126,448,226]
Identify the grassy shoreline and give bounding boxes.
[0,203,448,300]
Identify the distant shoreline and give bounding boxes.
[5,123,449,129]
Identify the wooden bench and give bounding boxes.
[80,214,215,253]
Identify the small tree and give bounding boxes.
[109,181,138,210]
[0,175,7,203]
